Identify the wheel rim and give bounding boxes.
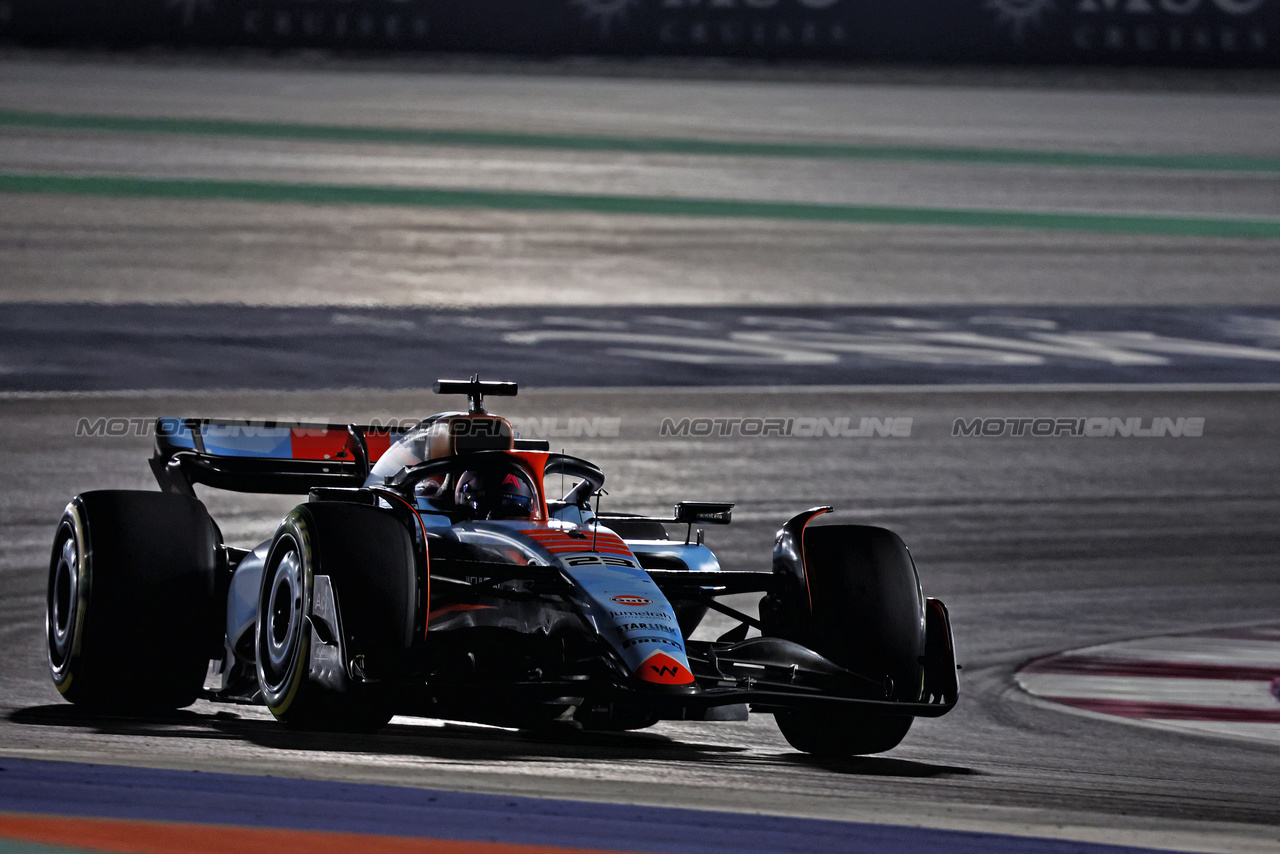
[261,546,305,693]
[48,526,79,672]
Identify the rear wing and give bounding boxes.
[150,418,399,496]
[150,417,554,496]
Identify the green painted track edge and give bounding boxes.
[2,110,1279,174]
[3,172,1279,239]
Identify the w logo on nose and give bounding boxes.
[636,652,693,685]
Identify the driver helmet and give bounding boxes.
[454,469,535,520]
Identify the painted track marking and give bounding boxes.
[3,109,1278,174]
[2,174,1279,239]
[0,758,1203,854]
[1017,625,1280,745]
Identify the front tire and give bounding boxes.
[775,709,913,757]
[764,517,925,756]
[47,491,219,710]
[256,531,313,723]
[255,505,404,731]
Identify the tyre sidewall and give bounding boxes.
[256,509,315,720]
[47,503,90,698]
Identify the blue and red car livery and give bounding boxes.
[46,379,957,756]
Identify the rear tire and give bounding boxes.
[47,491,219,710]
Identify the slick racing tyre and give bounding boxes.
[774,708,913,757]
[256,503,412,732]
[763,518,925,756]
[47,491,219,710]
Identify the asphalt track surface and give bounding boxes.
[0,54,1279,854]
[1,56,1279,307]
[5,304,1280,390]
[3,387,1279,854]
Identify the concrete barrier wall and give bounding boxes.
[2,0,1277,66]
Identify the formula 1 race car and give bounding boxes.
[46,379,957,756]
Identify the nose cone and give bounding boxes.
[635,651,695,686]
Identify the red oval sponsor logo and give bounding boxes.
[610,595,651,607]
